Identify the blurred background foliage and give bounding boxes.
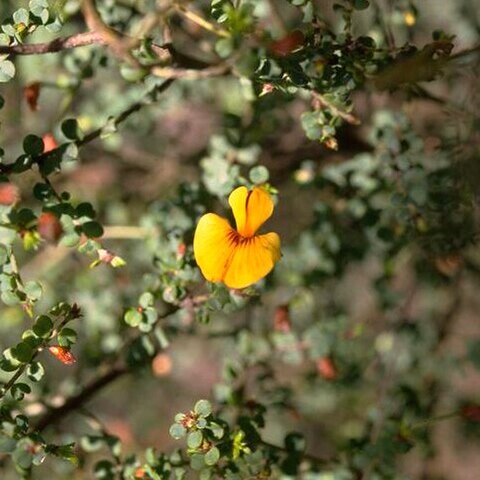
[0,0,480,478]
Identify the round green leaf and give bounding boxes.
[204,446,220,466]
[187,430,203,449]
[194,399,212,417]
[249,165,270,184]
[169,423,186,440]
[124,309,143,327]
[32,315,52,338]
[82,221,104,238]
[0,60,15,83]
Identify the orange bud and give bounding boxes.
[261,83,275,96]
[48,346,76,365]
[316,356,337,380]
[434,253,463,277]
[177,242,186,258]
[152,353,173,377]
[134,467,147,479]
[324,137,338,150]
[42,133,58,153]
[24,82,41,111]
[269,30,305,57]
[0,183,20,206]
[38,212,63,242]
[273,305,291,332]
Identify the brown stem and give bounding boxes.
[0,78,175,176]
[34,364,129,432]
[0,310,80,401]
[0,32,105,55]
[33,304,178,432]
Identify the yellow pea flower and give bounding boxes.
[193,186,281,289]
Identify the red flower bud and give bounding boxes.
[152,353,173,377]
[261,83,275,96]
[48,346,76,365]
[42,133,58,153]
[24,82,41,111]
[38,212,63,243]
[316,356,337,380]
[461,404,480,422]
[273,305,291,332]
[268,30,305,57]
[134,467,146,478]
[0,183,20,206]
[177,242,186,258]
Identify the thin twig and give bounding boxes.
[312,91,361,125]
[33,364,129,432]
[81,0,138,64]
[151,62,230,79]
[174,4,230,38]
[0,79,175,176]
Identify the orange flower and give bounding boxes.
[193,186,281,289]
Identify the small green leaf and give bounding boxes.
[169,423,187,440]
[23,135,44,156]
[11,341,34,363]
[27,361,45,382]
[204,446,220,466]
[24,281,43,301]
[194,399,212,417]
[124,309,143,327]
[12,444,33,469]
[11,382,31,401]
[57,327,77,347]
[61,118,84,141]
[0,435,16,454]
[353,0,370,9]
[0,60,15,83]
[32,315,53,338]
[190,453,205,471]
[139,292,154,308]
[82,221,104,238]
[13,8,30,25]
[249,166,269,184]
[284,432,305,453]
[187,430,203,449]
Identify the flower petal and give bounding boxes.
[228,186,274,237]
[193,213,237,282]
[223,232,281,289]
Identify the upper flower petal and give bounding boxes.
[228,186,274,238]
[193,213,237,282]
[223,232,281,289]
